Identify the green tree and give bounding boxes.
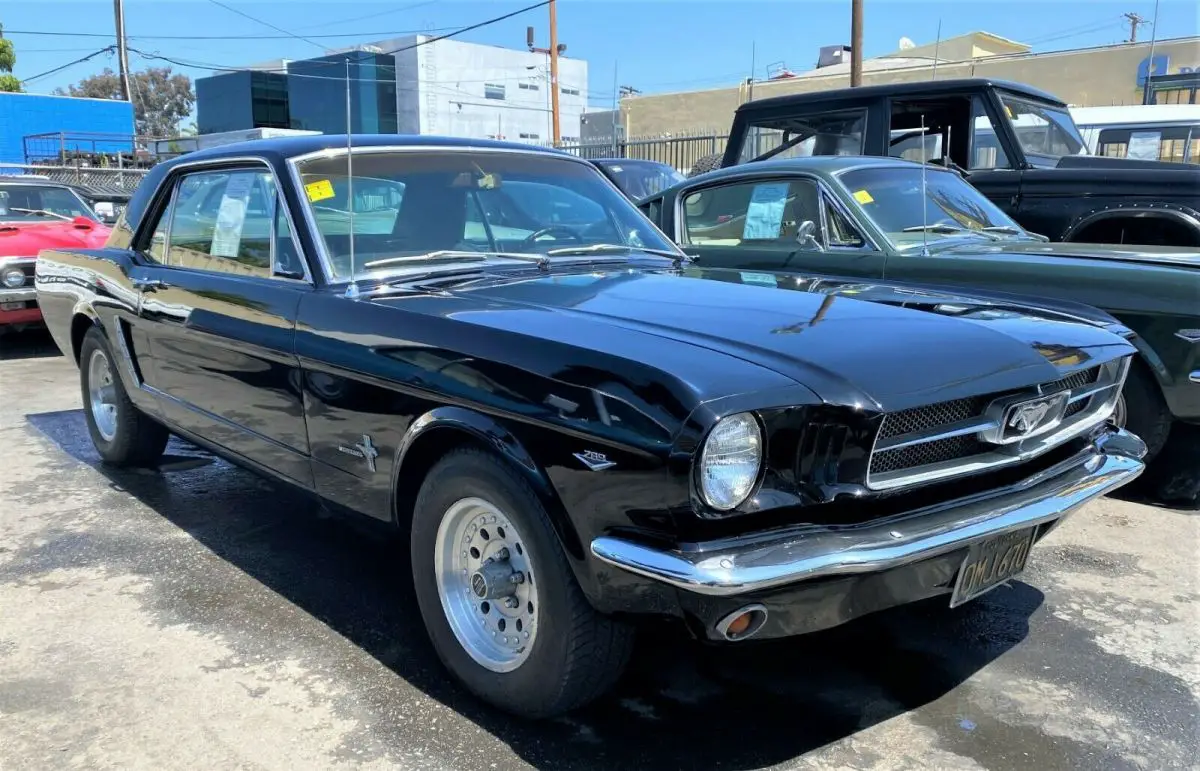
[0,23,21,93]
[55,66,194,136]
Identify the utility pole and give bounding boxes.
[114,0,133,104]
[526,1,565,146]
[850,0,863,87]
[1123,12,1148,43]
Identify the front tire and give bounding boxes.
[79,326,169,467]
[410,448,634,718]
[1115,363,1172,463]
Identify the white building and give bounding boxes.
[336,36,588,144]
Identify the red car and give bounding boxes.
[1,178,112,334]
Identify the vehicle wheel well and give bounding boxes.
[1070,214,1200,247]
[70,314,98,364]
[392,427,487,534]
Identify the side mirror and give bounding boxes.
[796,219,823,250]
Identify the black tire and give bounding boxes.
[688,153,723,178]
[410,448,634,718]
[1117,362,1172,463]
[79,326,169,467]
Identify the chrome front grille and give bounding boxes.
[867,360,1126,491]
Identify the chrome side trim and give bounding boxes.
[591,428,1146,597]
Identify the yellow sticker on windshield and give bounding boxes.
[305,179,335,202]
[853,189,874,205]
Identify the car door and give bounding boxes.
[671,175,886,280]
[133,162,314,487]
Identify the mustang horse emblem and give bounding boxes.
[1007,400,1055,436]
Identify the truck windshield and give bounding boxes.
[293,149,677,282]
[838,165,1030,250]
[998,93,1088,162]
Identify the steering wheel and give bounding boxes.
[519,225,585,247]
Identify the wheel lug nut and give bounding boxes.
[508,571,525,585]
[504,597,519,609]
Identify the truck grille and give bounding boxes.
[867,360,1127,491]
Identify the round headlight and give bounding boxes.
[699,412,762,511]
[1,267,24,289]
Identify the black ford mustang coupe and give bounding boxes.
[36,135,1146,718]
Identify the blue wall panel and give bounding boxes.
[0,93,136,164]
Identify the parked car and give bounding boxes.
[1071,104,1200,164]
[37,135,1146,718]
[0,176,112,335]
[639,155,1200,465]
[687,78,1200,247]
[589,157,685,200]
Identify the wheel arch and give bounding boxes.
[69,305,103,364]
[390,406,585,559]
[1063,204,1200,245]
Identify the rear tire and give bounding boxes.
[79,326,169,467]
[688,153,723,178]
[410,448,634,718]
[1116,362,1172,463]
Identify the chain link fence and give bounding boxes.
[0,163,149,197]
[557,132,729,173]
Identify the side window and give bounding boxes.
[146,198,171,264]
[166,169,277,277]
[739,110,866,163]
[682,179,823,248]
[970,98,1012,170]
[638,197,663,228]
[824,199,867,248]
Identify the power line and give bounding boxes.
[1,26,459,40]
[204,0,325,51]
[20,46,114,84]
[291,0,440,31]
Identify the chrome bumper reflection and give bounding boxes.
[591,427,1146,597]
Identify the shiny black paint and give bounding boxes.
[36,136,1137,622]
[718,78,1200,244]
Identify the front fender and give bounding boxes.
[1063,203,1200,242]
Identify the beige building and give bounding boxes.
[621,32,1200,139]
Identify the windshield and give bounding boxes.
[998,94,1088,161]
[0,183,97,223]
[838,166,1028,250]
[295,150,675,282]
[599,161,685,199]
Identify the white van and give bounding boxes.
[1070,105,1200,164]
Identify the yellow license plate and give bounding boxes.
[950,528,1035,608]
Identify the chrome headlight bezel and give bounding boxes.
[697,411,764,511]
[1,266,25,289]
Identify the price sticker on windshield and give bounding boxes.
[853,189,875,205]
[305,179,335,202]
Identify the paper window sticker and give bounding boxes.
[742,182,790,240]
[853,189,875,205]
[305,179,336,202]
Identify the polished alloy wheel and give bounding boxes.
[88,348,119,442]
[434,497,539,673]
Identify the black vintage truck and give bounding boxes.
[688,79,1200,247]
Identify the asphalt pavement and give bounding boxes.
[1,329,1197,770]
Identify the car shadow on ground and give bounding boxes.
[1112,424,1200,512]
[0,328,61,361]
[27,408,1044,770]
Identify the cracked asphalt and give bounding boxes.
[1,329,1197,770]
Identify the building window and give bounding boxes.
[518,82,539,91]
[519,132,540,140]
[484,83,506,100]
[561,86,580,96]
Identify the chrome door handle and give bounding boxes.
[132,278,169,292]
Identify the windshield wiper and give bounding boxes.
[981,225,1027,236]
[545,243,691,262]
[901,224,1002,241]
[10,207,73,222]
[364,250,549,270]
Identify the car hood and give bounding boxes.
[0,219,111,257]
[418,267,1134,412]
[946,239,1200,270]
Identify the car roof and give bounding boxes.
[682,154,944,185]
[737,78,1066,114]
[172,134,575,166]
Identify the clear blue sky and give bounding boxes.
[5,0,1199,110]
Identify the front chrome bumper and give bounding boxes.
[0,287,36,303]
[591,427,1146,597]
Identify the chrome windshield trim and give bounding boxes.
[592,429,1145,597]
[875,417,998,452]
